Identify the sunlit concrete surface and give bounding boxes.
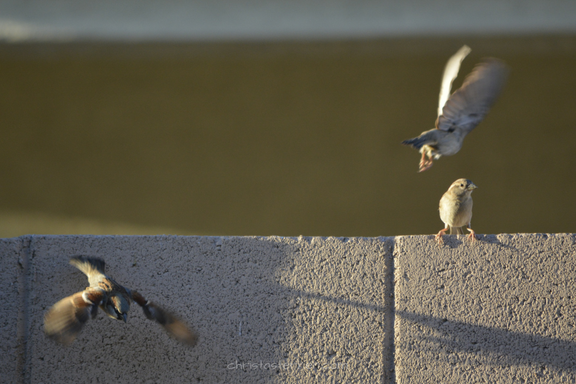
[3,234,575,383]
[394,233,576,383]
[0,0,575,42]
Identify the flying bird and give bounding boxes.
[402,45,509,172]
[44,256,198,346]
[436,178,477,245]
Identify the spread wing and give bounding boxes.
[438,45,471,116]
[44,288,104,345]
[131,290,198,346]
[436,58,508,133]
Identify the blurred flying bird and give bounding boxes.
[402,45,508,172]
[436,178,477,245]
[44,256,198,346]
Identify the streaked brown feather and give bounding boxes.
[44,290,102,345]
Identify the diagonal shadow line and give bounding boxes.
[397,310,576,373]
[287,289,388,313]
[280,235,396,384]
[283,287,394,383]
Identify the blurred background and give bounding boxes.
[0,0,575,238]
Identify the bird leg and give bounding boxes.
[419,152,433,172]
[466,225,477,242]
[435,227,449,245]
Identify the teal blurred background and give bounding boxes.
[1,37,575,237]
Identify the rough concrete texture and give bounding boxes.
[0,237,26,384]
[394,234,576,383]
[3,234,576,383]
[7,235,392,383]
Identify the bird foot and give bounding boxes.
[467,229,477,242]
[435,229,448,245]
[418,157,433,172]
[435,235,444,245]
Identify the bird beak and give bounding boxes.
[468,183,478,190]
[122,313,127,323]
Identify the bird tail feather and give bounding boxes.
[450,226,464,235]
[401,136,427,149]
[69,256,106,275]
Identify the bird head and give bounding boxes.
[449,178,477,197]
[106,295,130,322]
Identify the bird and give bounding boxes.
[435,178,477,244]
[44,256,198,346]
[402,45,509,172]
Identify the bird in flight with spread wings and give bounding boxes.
[402,45,509,172]
[44,256,198,346]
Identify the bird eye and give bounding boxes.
[460,184,464,187]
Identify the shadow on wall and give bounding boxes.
[9,234,576,383]
[397,311,576,379]
[24,236,392,383]
[392,233,576,382]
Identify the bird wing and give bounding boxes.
[44,288,104,345]
[437,45,471,117]
[130,290,198,346]
[69,256,108,290]
[436,58,508,133]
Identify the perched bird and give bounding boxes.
[402,45,508,172]
[44,256,198,346]
[435,178,478,244]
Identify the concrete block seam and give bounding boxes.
[16,235,32,384]
[14,234,399,383]
[381,235,397,384]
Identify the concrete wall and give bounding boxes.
[2,234,575,383]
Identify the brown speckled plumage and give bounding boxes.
[44,256,198,346]
[435,178,478,244]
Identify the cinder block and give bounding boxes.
[394,234,576,383]
[23,235,393,383]
[0,238,27,384]
[277,236,393,383]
